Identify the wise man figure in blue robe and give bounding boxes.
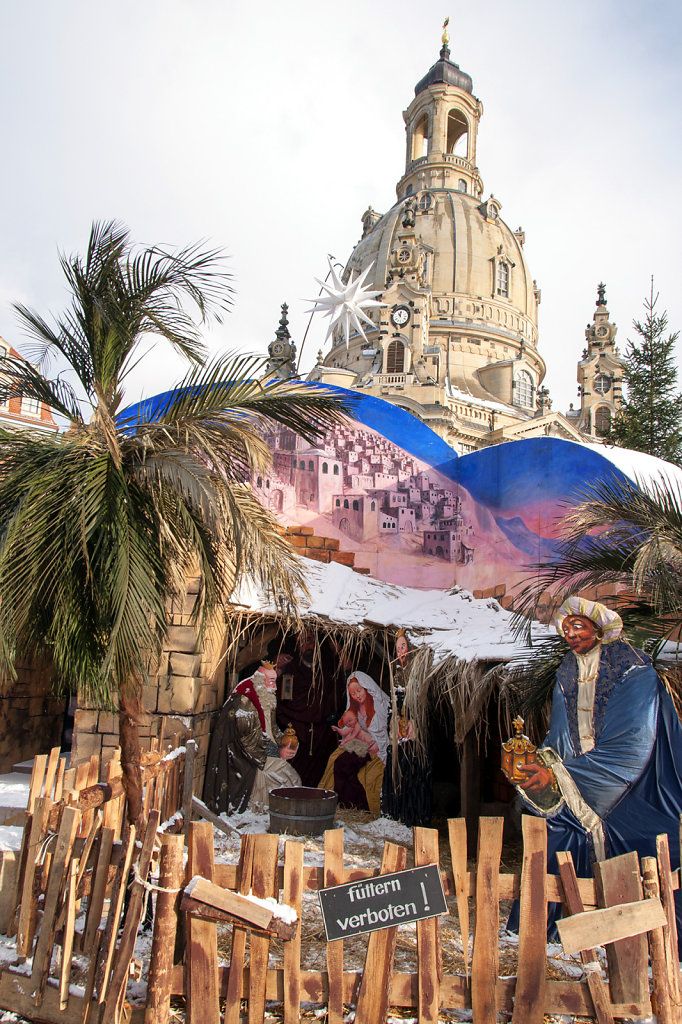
[515,595,682,938]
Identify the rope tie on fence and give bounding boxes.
[130,861,182,895]
[582,961,603,976]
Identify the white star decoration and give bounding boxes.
[307,260,384,347]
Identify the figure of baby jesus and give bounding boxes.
[332,709,377,758]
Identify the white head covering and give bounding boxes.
[345,670,390,764]
[552,595,623,644]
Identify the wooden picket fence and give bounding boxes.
[157,816,681,1024]
[0,761,680,1024]
[0,740,191,1024]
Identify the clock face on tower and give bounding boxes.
[397,247,411,264]
[596,326,608,338]
[391,306,410,328]
[272,342,285,356]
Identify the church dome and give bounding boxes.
[414,43,473,97]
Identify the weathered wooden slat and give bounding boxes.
[186,821,220,1024]
[27,754,49,814]
[184,875,274,929]
[471,817,503,1024]
[145,833,184,1024]
[557,897,666,954]
[642,855,675,1024]
[325,828,345,1024]
[191,796,242,837]
[656,832,681,1010]
[82,827,115,951]
[211,860,599,905]
[594,851,649,1010]
[59,858,79,1010]
[556,850,615,1024]
[31,805,81,1005]
[43,748,62,804]
[16,795,52,955]
[223,833,255,1024]
[355,841,406,1024]
[101,810,161,1024]
[248,833,280,1024]
[283,840,303,1024]
[182,739,196,836]
[180,896,297,939]
[94,826,136,1006]
[511,815,547,1024]
[447,818,469,979]
[414,827,442,1024]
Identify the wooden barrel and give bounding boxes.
[268,787,338,836]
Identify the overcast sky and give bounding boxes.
[0,0,680,417]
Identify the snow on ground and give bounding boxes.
[233,558,553,664]
[0,777,29,810]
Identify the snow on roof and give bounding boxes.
[579,442,682,492]
[232,557,552,664]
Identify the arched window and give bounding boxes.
[447,110,468,157]
[299,460,305,469]
[335,499,341,507]
[386,340,405,374]
[496,261,509,298]
[352,500,359,511]
[322,462,328,473]
[343,499,349,509]
[256,477,262,488]
[594,406,612,437]
[308,460,314,471]
[333,464,339,475]
[513,370,534,409]
[412,114,429,160]
[370,501,376,511]
[457,178,467,193]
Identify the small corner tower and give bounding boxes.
[577,284,624,438]
[265,303,297,379]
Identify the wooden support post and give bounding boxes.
[283,840,303,1024]
[325,828,345,1024]
[355,841,407,1024]
[82,827,115,951]
[447,818,469,979]
[223,833,255,1024]
[27,754,49,814]
[145,834,188,1024]
[248,833,280,1024]
[460,729,480,857]
[656,832,681,1012]
[94,825,137,1006]
[556,850,615,1024]
[511,816,547,1024]
[471,817,503,1024]
[186,821,220,1024]
[642,855,675,1024]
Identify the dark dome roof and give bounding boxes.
[414,45,473,96]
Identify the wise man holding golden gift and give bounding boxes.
[508,596,682,938]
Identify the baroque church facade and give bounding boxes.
[268,30,623,454]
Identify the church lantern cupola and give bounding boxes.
[398,19,484,201]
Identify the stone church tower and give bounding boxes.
[309,27,609,452]
[575,284,624,438]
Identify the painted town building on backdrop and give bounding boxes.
[304,32,624,453]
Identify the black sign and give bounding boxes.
[318,863,447,941]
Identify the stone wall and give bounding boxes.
[71,575,228,792]
[0,658,65,774]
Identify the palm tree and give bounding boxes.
[0,220,349,823]
[506,472,682,731]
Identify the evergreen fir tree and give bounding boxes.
[607,280,682,463]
